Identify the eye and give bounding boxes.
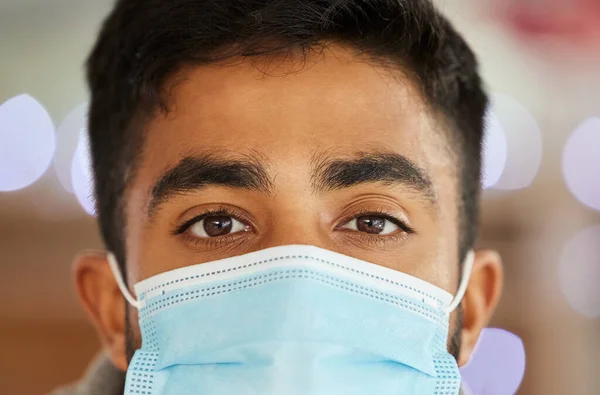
[188,214,249,238]
[340,214,402,235]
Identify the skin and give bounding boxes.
[74,46,503,374]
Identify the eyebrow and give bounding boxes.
[148,154,273,216]
[147,149,436,217]
[311,151,437,204]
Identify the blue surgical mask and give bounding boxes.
[108,244,474,395]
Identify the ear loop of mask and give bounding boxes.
[107,250,475,313]
[107,253,143,309]
[443,250,475,314]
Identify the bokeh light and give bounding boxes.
[562,117,600,212]
[54,103,88,193]
[500,0,600,44]
[0,94,56,191]
[482,110,508,189]
[460,328,526,395]
[71,130,95,215]
[490,93,542,190]
[558,225,600,318]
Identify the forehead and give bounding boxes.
[132,47,459,217]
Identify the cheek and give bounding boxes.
[126,213,187,284]
[124,187,153,285]
[425,213,461,294]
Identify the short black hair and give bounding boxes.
[87,0,487,272]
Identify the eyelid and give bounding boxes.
[173,208,252,235]
[173,207,414,239]
[337,209,415,234]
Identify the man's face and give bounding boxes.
[75,46,502,371]
[124,46,461,349]
[128,48,460,284]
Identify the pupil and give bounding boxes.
[356,216,386,234]
[203,215,233,237]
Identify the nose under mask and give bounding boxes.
[108,244,474,395]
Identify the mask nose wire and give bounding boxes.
[107,253,142,309]
[443,250,475,314]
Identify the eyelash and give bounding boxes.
[173,208,415,247]
[337,209,415,234]
[173,209,241,235]
[338,209,415,246]
[173,208,251,248]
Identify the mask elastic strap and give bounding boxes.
[107,253,142,309]
[443,250,475,314]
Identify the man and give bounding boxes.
[54,0,503,394]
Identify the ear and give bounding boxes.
[458,249,503,367]
[73,251,128,371]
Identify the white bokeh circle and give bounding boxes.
[0,94,56,191]
[558,225,600,318]
[482,110,508,189]
[490,93,542,190]
[54,103,88,193]
[460,328,526,395]
[562,117,600,212]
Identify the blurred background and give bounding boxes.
[0,0,599,394]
